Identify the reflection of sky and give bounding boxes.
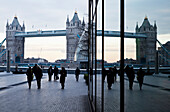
[0,0,169,62]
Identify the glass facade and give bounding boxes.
[87,0,125,112]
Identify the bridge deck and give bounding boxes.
[15,30,147,38]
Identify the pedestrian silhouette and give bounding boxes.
[60,67,67,89]
[54,66,59,81]
[137,67,145,90]
[102,68,107,82]
[113,66,118,82]
[48,65,53,81]
[32,64,43,89]
[26,66,33,89]
[75,67,80,81]
[107,68,114,90]
[125,65,135,90]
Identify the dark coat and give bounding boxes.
[137,69,145,84]
[60,69,67,83]
[32,65,43,80]
[48,68,53,76]
[107,69,114,84]
[26,68,33,81]
[129,67,135,81]
[125,66,131,78]
[75,68,80,76]
[54,67,59,76]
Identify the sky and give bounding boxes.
[0,0,169,62]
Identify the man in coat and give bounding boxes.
[48,65,53,81]
[54,66,59,81]
[60,67,67,89]
[32,64,43,89]
[107,68,114,90]
[137,67,145,90]
[26,66,33,89]
[75,67,80,81]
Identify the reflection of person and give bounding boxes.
[26,66,33,89]
[60,67,67,89]
[75,67,80,81]
[33,64,43,89]
[102,68,107,82]
[107,68,114,90]
[15,65,18,72]
[137,67,145,90]
[113,66,118,81]
[125,65,135,90]
[48,66,53,81]
[54,66,59,80]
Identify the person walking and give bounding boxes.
[129,66,135,90]
[54,66,59,81]
[26,66,33,89]
[60,67,67,89]
[102,68,107,82]
[107,68,114,90]
[113,66,118,82]
[125,65,135,90]
[33,64,43,89]
[75,67,80,81]
[48,66,53,81]
[137,67,145,90]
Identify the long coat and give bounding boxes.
[60,69,67,83]
[26,68,33,81]
[54,67,59,75]
[48,68,53,76]
[75,68,80,76]
[137,69,145,84]
[107,69,114,84]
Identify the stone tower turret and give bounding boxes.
[136,16,157,66]
[6,16,25,64]
[66,11,85,62]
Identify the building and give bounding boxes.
[158,41,170,66]
[66,11,85,62]
[24,57,48,63]
[6,16,25,65]
[136,16,157,66]
[117,58,137,65]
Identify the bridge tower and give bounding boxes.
[6,16,25,65]
[136,16,157,66]
[66,11,85,62]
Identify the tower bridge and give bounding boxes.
[2,12,158,66]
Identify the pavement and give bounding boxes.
[0,72,169,112]
[0,72,90,112]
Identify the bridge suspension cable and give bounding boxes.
[156,39,170,55]
[158,52,170,63]
[0,49,6,58]
[0,38,6,47]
